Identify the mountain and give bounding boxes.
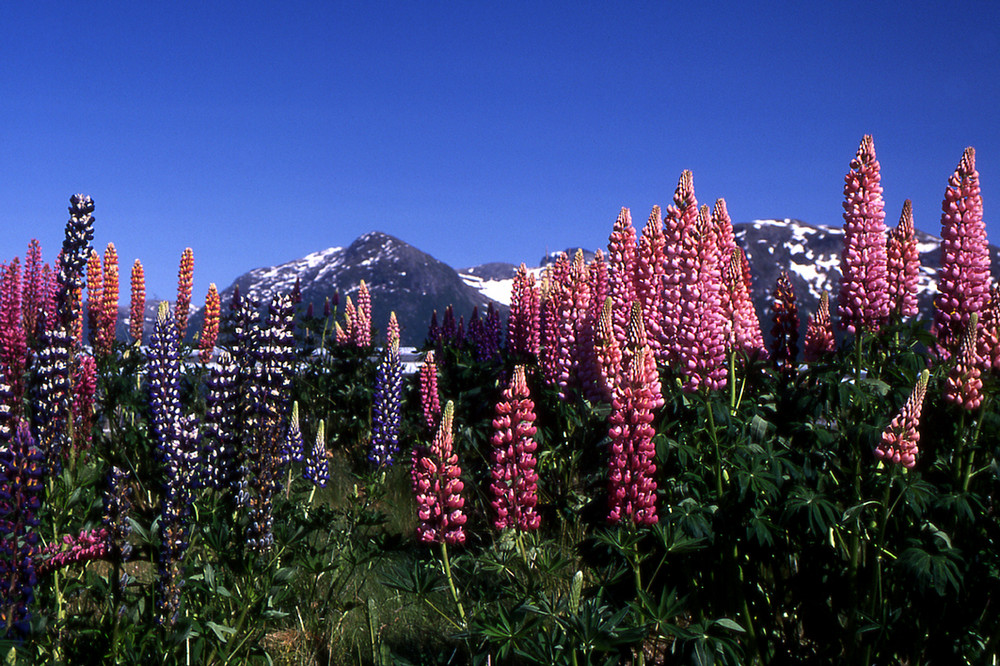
[211,231,503,346]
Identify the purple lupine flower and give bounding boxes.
[489,365,540,532]
[32,325,73,474]
[607,207,637,348]
[837,135,890,335]
[370,324,402,467]
[202,351,238,489]
[0,420,44,637]
[103,465,133,565]
[886,199,920,319]
[803,292,836,362]
[875,369,929,468]
[426,309,441,350]
[932,147,991,361]
[282,401,305,465]
[56,194,95,328]
[770,272,799,381]
[304,420,328,488]
[411,401,467,545]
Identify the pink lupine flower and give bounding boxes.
[334,321,350,346]
[72,353,97,450]
[568,250,596,399]
[86,249,103,350]
[386,310,400,348]
[353,280,372,347]
[607,207,637,348]
[944,312,984,411]
[623,302,663,410]
[0,259,27,406]
[932,147,991,361]
[341,296,356,344]
[978,285,1000,372]
[40,263,58,333]
[886,200,920,319]
[507,263,541,358]
[837,135,890,335]
[22,239,44,343]
[129,259,145,343]
[635,206,665,357]
[606,343,659,526]
[489,365,541,532]
[875,369,930,468]
[419,350,442,434]
[593,296,623,403]
[770,272,799,380]
[723,247,768,361]
[35,527,111,576]
[539,253,575,393]
[199,283,220,364]
[661,170,700,365]
[411,401,467,545]
[175,248,194,340]
[803,292,836,362]
[675,205,728,393]
[588,249,609,324]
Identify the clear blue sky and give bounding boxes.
[4,2,999,301]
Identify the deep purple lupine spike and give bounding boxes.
[202,350,239,489]
[932,147,991,362]
[56,195,95,329]
[489,366,540,532]
[837,135,890,335]
[370,325,402,467]
[32,325,73,474]
[303,420,328,488]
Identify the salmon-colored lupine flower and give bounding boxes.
[99,243,119,354]
[803,292,836,362]
[607,207,637,348]
[933,147,991,361]
[175,248,194,340]
[606,341,659,526]
[129,259,145,343]
[838,136,890,335]
[875,369,929,468]
[770,272,799,380]
[507,263,541,359]
[199,283,220,364]
[945,312,984,411]
[86,249,103,350]
[661,171,700,366]
[676,206,728,393]
[635,206,665,356]
[723,247,768,361]
[419,350,442,434]
[353,281,372,348]
[489,365,541,532]
[411,401,467,545]
[886,200,920,319]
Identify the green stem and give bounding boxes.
[440,540,466,626]
[704,394,724,497]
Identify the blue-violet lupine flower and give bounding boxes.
[304,420,328,488]
[370,322,402,467]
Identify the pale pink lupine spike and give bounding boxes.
[837,135,890,335]
[635,206,665,357]
[419,350,442,433]
[593,296,622,403]
[353,280,372,347]
[607,207,637,348]
[886,200,920,319]
[875,369,930,468]
[933,147,991,361]
[944,312,984,411]
[661,170,700,365]
[803,292,837,362]
[624,301,663,410]
[723,248,768,361]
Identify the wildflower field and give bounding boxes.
[2,136,999,664]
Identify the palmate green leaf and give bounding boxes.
[784,485,840,537]
[896,543,963,596]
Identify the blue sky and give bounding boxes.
[4,2,999,300]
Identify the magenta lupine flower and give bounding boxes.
[411,401,467,545]
[607,207,637,348]
[674,206,728,393]
[875,369,929,469]
[567,250,595,398]
[588,249,609,325]
[35,527,110,576]
[353,281,372,348]
[40,263,58,334]
[711,200,737,345]
[419,350,442,434]
[635,206,665,357]
[72,353,97,451]
[593,297,623,404]
[933,147,991,361]
[339,296,356,345]
[944,312,983,411]
[770,272,799,381]
[606,342,658,526]
[886,200,920,319]
[539,253,575,394]
[803,292,836,362]
[489,365,541,532]
[837,135,890,335]
[660,171,700,366]
[507,263,541,359]
[0,259,27,408]
[723,248,768,361]
[22,240,43,344]
[623,302,663,410]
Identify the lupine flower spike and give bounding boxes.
[411,401,467,545]
[886,200,920,320]
[304,420,328,487]
[933,147,991,361]
[875,369,929,468]
[370,314,402,467]
[489,365,541,531]
[175,248,194,340]
[353,281,372,348]
[56,194,95,328]
[507,264,540,358]
[838,135,890,335]
[199,283,220,363]
[0,259,27,406]
[86,250,103,350]
[944,312,984,411]
[804,292,836,362]
[419,350,442,434]
[770,272,799,381]
[129,259,145,343]
[100,243,119,354]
